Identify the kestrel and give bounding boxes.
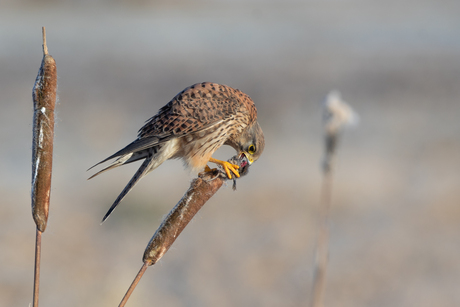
[89,82,265,222]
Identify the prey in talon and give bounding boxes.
[226,153,251,190]
[88,82,265,222]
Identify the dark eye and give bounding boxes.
[248,145,256,154]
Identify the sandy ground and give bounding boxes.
[1,0,459,306]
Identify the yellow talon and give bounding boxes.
[199,165,214,177]
[209,157,240,179]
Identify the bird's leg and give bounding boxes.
[209,157,240,179]
[198,165,214,177]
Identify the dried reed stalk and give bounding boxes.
[118,156,249,307]
[310,166,333,307]
[311,91,357,307]
[31,27,57,307]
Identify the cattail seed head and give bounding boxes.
[322,91,358,172]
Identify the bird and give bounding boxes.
[89,82,265,222]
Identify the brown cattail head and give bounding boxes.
[31,27,57,232]
[143,154,250,265]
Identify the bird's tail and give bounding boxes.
[101,155,155,223]
[87,153,134,180]
[87,137,161,179]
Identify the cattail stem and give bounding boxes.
[42,27,48,56]
[311,168,333,307]
[311,131,337,307]
[118,262,149,307]
[33,229,42,307]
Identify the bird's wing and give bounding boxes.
[89,82,250,171]
[138,82,242,139]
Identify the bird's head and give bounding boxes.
[237,121,265,168]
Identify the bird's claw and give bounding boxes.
[209,157,240,179]
[221,161,240,179]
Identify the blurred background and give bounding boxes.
[1,0,459,306]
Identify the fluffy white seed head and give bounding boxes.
[323,91,358,136]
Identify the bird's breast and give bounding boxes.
[179,122,234,172]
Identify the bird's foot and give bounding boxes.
[199,165,215,176]
[198,164,220,181]
[209,157,240,179]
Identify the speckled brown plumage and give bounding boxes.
[89,82,264,222]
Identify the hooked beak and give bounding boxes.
[240,152,254,165]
